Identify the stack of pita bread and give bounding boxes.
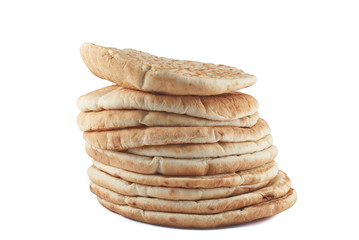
[77,43,296,228]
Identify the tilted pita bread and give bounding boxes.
[83,118,270,151]
[77,110,259,131]
[80,43,257,96]
[87,165,273,200]
[97,188,297,228]
[86,143,277,176]
[90,171,291,214]
[127,134,273,158]
[92,160,278,188]
[77,85,258,121]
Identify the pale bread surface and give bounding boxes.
[86,143,277,176]
[97,188,296,228]
[90,171,291,214]
[80,43,257,96]
[77,110,259,131]
[92,160,278,188]
[87,165,273,200]
[77,85,258,121]
[127,134,273,158]
[83,118,270,151]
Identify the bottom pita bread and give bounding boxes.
[97,188,296,228]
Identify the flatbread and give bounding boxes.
[77,85,258,121]
[127,134,273,158]
[83,118,270,151]
[86,143,277,176]
[80,43,257,96]
[97,188,296,228]
[87,165,272,200]
[93,161,242,188]
[77,110,259,131]
[92,160,278,188]
[90,171,291,214]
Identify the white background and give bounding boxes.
[1,0,358,239]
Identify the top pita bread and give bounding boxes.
[77,85,258,121]
[80,43,257,96]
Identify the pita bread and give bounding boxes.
[86,143,277,176]
[90,171,291,214]
[80,43,257,96]
[97,188,296,228]
[83,118,270,151]
[77,85,258,121]
[77,110,259,131]
[87,165,272,200]
[93,160,242,188]
[92,160,278,188]
[127,134,273,158]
